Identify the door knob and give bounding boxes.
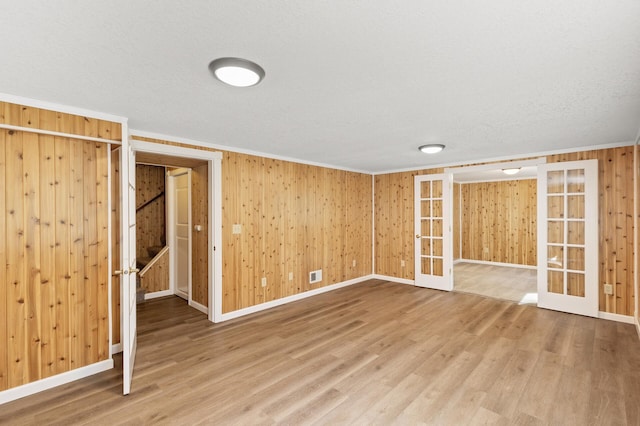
[416,234,421,239]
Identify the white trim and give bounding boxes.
[107,149,113,359]
[129,138,221,323]
[455,259,537,270]
[144,289,173,300]
[0,360,113,405]
[445,158,546,176]
[636,315,640,340]
[598,311,635,324]
[130,129,370,174]
[0,92,128,124]
[111,343,122,354]
[0,123,121,146]
[218,276,373,322]
[455,175,539,184]
[371,274,415,286]
[375,141,634,175]
[189,300,208,315]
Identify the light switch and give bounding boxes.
[232,224,242,234]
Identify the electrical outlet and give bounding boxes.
[261,277,267,288]
[483,247,489,253]
[352,259,356,267]
[401,260,406,267]
[288,272,293,281]
[232,224,242,234]
[604,283,613,295]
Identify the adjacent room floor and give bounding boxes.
[454,261,538,305]
[2,280,639,425]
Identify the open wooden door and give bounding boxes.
[537,160,598,317]
[414,174,452,290]
[119,142,138,394]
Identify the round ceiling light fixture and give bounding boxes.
[502,168,521,175]
[418,144,445,154]
[208,57,265,87]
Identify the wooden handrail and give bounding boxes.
[136,191,164,212]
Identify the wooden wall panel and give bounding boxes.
[135,165,166,262]
[131,136,373,315]
[111,149,121,346]
[191,164,208,306]
[374,146,635,316]
[140,249,169,293]
[453,183,461,260]
[460,179,537,266]
[0,101,118,392]
[220,153,372,313]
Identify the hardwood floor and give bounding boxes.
[454,262,538,304]
[2,279,640,425]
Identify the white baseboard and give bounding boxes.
[598,311,634,324]
[111,343,122,354]
[144,289,172,300]
[190,300,208,315]
[456,259,537,270]
[635,314,640,339]
[0,359,114,405]
[371,274,415,285]
[218,275,374,322]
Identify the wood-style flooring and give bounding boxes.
[454,262,538,304]
[2,279,640,425]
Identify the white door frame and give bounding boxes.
[129,139,223,323]
[167,168,193,303]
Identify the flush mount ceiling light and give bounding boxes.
[418,144,445,154]
[502,168,521,175]
[208,57,265,87]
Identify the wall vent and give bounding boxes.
[309,269,322,284]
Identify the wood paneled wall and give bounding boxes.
[135,165,165,261]
[0,101,121,391]
[460,179,537,266]
[221,153,372,313]
[111,149,121,346]
[453,183,461,260]
[374,146,635,316]
[191,164,208,307]
[139,248,169,293]
[129,136,373,314]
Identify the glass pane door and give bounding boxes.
[538,160,598,317]
[414,174,451,290]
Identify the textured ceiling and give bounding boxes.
[1,1,639,173]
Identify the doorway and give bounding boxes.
[414,158,599,317]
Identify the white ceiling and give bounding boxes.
[1,1,639,173]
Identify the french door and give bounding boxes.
[120,142,138,394]
[537,160,598,317]
[414,174,452,290]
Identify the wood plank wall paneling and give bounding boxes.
[135,165,166,262]
[0,101,119,392]
[460,179,537,266]
[111,149,121,346]
[139,249,169,293]
[191,164,208,306]
[221,153,372,313]
[374,146,635,316]
[453,182,461,260]
[129,136,373,314]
